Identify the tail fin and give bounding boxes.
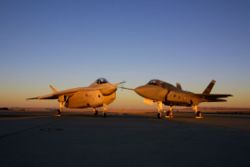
[49,85,59,93]
[202,80,216,95]
[176,83,182,90]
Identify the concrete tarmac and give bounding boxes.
[0,110,250,167]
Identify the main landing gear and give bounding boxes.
[56,101,64,117]
[102,104,107,118]
[156,102,173,119]
[193,105,203,119]
[195,111,202,118]
[93,108,98,116]
[156,102,163,119]
[155,103,203,119]
[56,109,61,117]
[103,112,107,117]
[157,112,162,119]
[165,106,173,119]
[93,105,107,117]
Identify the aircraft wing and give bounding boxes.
[27,94,58,100]
[119,86,134,91]
[27,87,97,100]
[196,94,232,102]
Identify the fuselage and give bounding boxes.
[65,90,116,108]
[135,79,205,106]
[40,78,116,109]
[65,79,117,109]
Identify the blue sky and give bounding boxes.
[0,0,250,108]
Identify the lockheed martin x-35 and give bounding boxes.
[122,79,232,119]
[28,78,124,117]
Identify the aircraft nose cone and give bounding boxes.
[135,86,145,97]
[111,86,117,93]
[101,84,117,96]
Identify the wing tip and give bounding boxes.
[119,86,134,91]
[49,85,58,93]
[26,97,38,100]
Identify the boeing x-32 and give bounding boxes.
[28,78,124,117]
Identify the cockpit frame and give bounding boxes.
[96,78,108,84]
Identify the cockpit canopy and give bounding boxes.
[147,79,176,89]
[147,79,161,86]
[96,78,108,84]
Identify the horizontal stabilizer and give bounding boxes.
[202,94,232,98]
[196,93,232,102]
[206,99,227,102]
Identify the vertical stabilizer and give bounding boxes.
[176,83,182,90]
[202,80,216,95]
[49,85,59,93]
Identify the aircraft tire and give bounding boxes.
[195,111,203,119]
[165,110,173,118]
[56,109,61,117]
[103,113,107,118]
[157,113,162,119]
[196,111,200,117]
[166,111,170,117]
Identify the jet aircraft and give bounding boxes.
[27,78,124,117]
[122,79,232,119]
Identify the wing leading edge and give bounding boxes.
[27,86,97,100]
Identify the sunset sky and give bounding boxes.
[0,0,249,109]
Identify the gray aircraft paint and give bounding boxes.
[128,79,232,119]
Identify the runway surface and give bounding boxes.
[0,110,250,167]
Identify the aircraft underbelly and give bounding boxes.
[165,91,200,106]
[66,90,104,108]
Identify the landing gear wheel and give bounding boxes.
[195,111,203,119]
[56,109,61,117]
[165,110,173,119]
[157,113,162,119]
[94,110,98,116]
[103,113,107,118]
[167,110,170,116]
